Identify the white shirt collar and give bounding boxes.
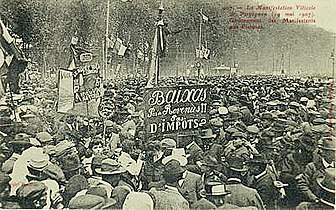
[254,170,267,180]
[165,185,180,193]
[227,178,241,183]
[186,141,194,149]
[322,158,335,168]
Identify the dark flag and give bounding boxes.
[0,17,28,93]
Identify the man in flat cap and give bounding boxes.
[16,182,48,209]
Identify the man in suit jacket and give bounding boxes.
[223,156,265,210]
[297,137,335,202]
[177,170,204,206]
[182,136,204,174]
[149,159,189,210]
[247,154,279,210]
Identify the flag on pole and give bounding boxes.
[200,11,209,22]
[201,46,210,59]
[146,27,159,87]
[0,17,18,68]
[196,46,210,59]
[107,36,128,57]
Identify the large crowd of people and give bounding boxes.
[0,73,335,210]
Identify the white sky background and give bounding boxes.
[256,0,336,33]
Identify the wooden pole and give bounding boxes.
[104,0,110,82]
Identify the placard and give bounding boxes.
[144,85,210,138]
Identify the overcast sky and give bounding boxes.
[256,0,336,33]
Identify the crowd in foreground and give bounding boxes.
[0,73,335,210]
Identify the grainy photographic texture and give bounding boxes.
[0,0,335,209]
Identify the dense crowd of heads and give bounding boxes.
[0,74,335,209]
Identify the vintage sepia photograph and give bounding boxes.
[0,0,335,209]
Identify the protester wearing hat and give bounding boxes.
[246,154,279,210]
[297,168,335,210]
[147,159,189,210]
[35,131,53,146]
[180,133,204,174]
[192,180,234,209]
[96,158,125,189]
[16,182,48,209]
[87,154,114,198]
[278,135,315,208]
[199,155,227,185]
[142,138,176,190]
[200,128,216,151]
[68,194,106,209]
[2,133,33,174]
[297,136,336,203]
[223,156,265,210]
[161,148,203,206]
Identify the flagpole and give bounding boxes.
[199,9,202,49]
[105,0,110,82]
[156,2,164,85]
[197,9,203,78]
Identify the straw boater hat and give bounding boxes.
[200,181,231,197]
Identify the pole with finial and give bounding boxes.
[332,35,335,78]
[155,1,164,85]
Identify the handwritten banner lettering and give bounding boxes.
[144,85,209,137]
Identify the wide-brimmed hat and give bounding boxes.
[318,137,336,151]
[17,182,47,200]
[96,159,124,175]
[162,148,189,166]
[200,181,231,197]
[163,159,185,175]
[317,168,335,208]
[210,118,223,127]
[201,129,216,139]
[317,168,335,193]
[228,106,238,113]
[249,154,269,164]
[226,156,248,172]
[260,112,276,120]
[9,133,32,146]
[27,153,50,171]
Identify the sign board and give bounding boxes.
[72,61,102,117]
[80,53,93,62]
[57,48,102,117]
[144,85,210,139]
